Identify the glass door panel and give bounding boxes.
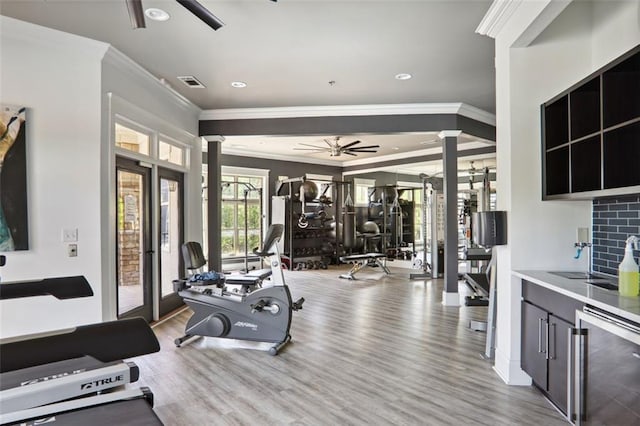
[116,159,152,321]
[158,168,184,316]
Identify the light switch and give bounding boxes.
[62,228,78,242]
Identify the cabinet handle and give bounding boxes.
[538,318,546,353]
[548,322,555,360]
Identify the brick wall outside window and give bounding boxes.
[592,195,640,275]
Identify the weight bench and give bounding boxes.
[463,272,490,306]
[339,253,390,280]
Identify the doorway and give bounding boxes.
[116,157,153,321]
[158,168,184,316]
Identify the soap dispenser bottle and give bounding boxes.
[618,236,639,297]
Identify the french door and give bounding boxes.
[116,157,153,321]
[158,168,184,316]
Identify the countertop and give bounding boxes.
[513,270,640,324]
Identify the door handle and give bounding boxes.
[569,327,588,424]
[568,327,576,423]
[145,250,155,254]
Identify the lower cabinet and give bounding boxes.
[521,281,583,415]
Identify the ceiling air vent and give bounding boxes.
[177,75,206,88]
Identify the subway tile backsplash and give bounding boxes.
[592,194,640,276]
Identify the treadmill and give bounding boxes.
[0,274,163,425]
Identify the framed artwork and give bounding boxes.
[0,104,28,251]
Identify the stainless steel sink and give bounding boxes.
[584,279,618,291]
[550,271,594,279]
[549,271,618,291]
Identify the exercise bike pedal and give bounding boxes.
[292,297,305,311]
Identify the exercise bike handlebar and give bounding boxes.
[252,224,283,257]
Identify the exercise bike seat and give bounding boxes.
[182,241,207,271]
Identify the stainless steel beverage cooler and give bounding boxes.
[569,306,640,424]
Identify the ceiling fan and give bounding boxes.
[125,0,277,31]
[293,137,380,157]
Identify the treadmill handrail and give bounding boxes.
[0,276,93,300]
[0,317,160,373]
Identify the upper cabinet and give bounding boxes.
[542,45,640,199]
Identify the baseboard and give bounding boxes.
[441,291,460,306]
[493,347,532,386]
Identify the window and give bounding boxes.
[353,178,376,206]
[159,140,184,166]
[220,174,264,258]
[115,122,150,155]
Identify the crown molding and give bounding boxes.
[438,130,463,139]
[476,0,523,39]
[103,47,201,116]
[1,15,108,59]
[201,103,496,126]
[221,148,341,167]
[220,138,494,169]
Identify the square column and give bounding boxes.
[440,130,462,306]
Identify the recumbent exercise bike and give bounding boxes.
[173,224,304,355]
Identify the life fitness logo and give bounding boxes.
[80,374,124,390]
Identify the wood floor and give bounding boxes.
[134,265,567,425]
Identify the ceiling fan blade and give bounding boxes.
[342,151,357,156]
[346,150,377,153]
[323,139,336,147]
[340,140,361,150]
[298,143,326,149]
[126,0,146,29]
[176,0,225,31]
[293,148,327,151]
[348,145,379,150]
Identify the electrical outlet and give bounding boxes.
[62,228,78,242]
[68,244,78,257]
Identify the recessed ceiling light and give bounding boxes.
[392,147,400,150]
[395,73,412,80]
[231,81,247,88]
[230,144,246,148]
[145,8,170,21]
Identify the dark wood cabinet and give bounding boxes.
[521,301,548,389]
[546,314,572,413]
[544,95,569,150]
[521,280,584,415]
[602,51,640,128]
[603,121,640,189]
[542,45,640,199]
[570,135,601,192]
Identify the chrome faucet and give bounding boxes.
[574,241,593,277]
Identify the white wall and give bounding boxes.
[0,16,203,336]
[490,0,640,384]
[100,49,202,321]
[0,17,108,337]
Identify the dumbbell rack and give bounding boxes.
[272,176,340,270]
